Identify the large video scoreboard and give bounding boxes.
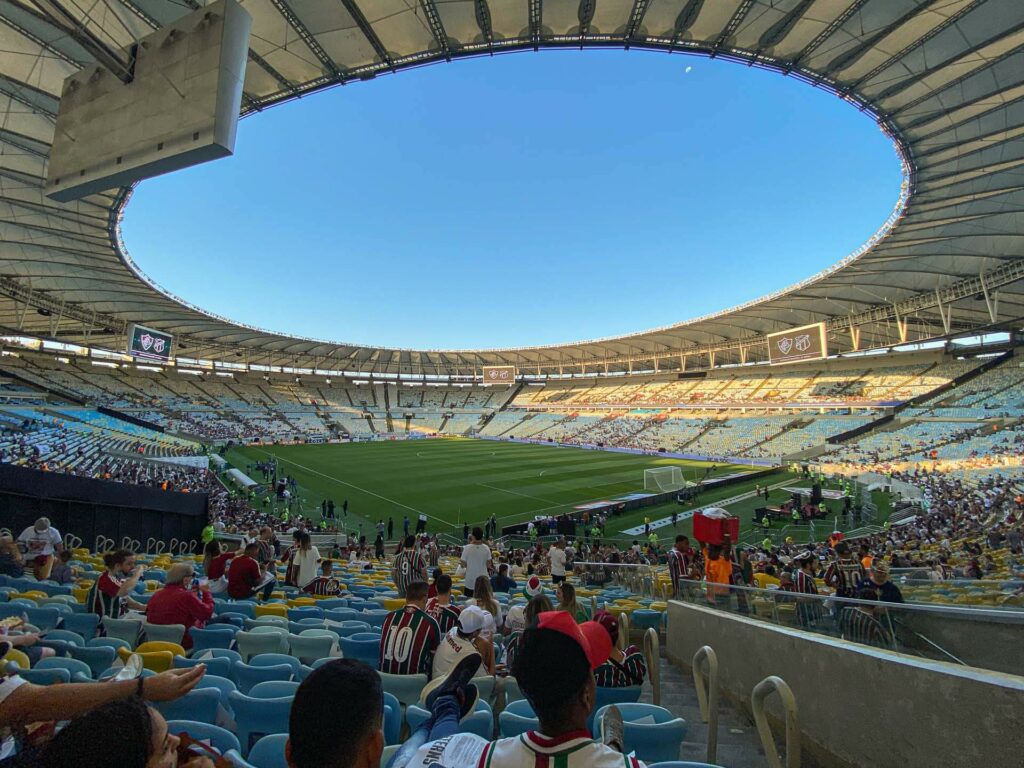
[128,324,173,363]
[766,322,827,365]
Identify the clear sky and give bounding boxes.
[122,49,903,350]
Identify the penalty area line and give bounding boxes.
[476,482,560,505]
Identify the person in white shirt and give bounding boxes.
[426,606,495,686]
[290,532,321,588]
[17,518,62,580]
[459,527,493,597]
[548,538,567,584]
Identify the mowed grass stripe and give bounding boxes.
[230,439,751,532]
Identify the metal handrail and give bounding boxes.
[643,628,661,706]
[692,645,719,764]
[752,675,800,768]
[616,611,630,651]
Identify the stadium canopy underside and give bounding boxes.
[0,0,1023,377]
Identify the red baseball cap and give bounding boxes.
[535,610,612,669]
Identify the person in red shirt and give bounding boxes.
[203,541,237,594]
[227,543,273,600]
[145,562,214,649]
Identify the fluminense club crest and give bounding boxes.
[777,337,793,355]
[139,333,153,351]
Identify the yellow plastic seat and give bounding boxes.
[118,648,175,673]
[13,591,46,602]
[381,598,405,611]
[254,603,288,619]
[287,597,316,608]
[135,641,186,657]
[2,648,30,669]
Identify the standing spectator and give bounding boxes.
[145,563,214,649]
[824,542,867,599]
[426,574,462,634]
[793,551,824,627]
[88,549,147,619]
[17,517,63,580]
[387,517,394,540]
[290,532,321,589]
[548,538,568,585]
[593,611,647,688]
[379,581,441,677]
[460,528,493,598]
[393,535,428,598]
[403,516,411,537]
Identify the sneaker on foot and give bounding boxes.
[600,704,625,753]
[420,652,482,709]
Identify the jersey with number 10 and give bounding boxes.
[379,605,441,676]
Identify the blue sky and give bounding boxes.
[123,50,902,350]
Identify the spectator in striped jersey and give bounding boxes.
[792,551,824,628]
[592,611,647,688]
[87,549,148,620]
[392,536,428,598]
[836,587,895,648]
[379,581,441,677]
[503,594,552,670]
[425,574,461,635]
[823,541,867,599]
[301,559,345,596]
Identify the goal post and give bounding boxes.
[644,466,686,493]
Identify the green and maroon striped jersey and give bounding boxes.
[379,605,441,676]
[594,646,647,688]
[426,597,461,636]
[392,549,428,597]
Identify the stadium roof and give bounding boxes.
[0,0,1022,376]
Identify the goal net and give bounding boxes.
[644,466,686,493]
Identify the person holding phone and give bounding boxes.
[145,564,214,650]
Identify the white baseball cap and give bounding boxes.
[458,605,489,634]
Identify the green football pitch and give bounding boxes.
[226,437,764,538]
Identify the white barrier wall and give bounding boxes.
[666,601,1024,768]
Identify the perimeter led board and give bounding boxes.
[45,0,251,202]
[767,323,827,365]
[482,366,517,383]
[128,325,173,363]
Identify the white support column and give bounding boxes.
[935,288,952,334]
[708,350,716,369]
[981,273,1000,323]
[849,324,861,352]
[739,346,747,364]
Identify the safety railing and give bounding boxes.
[752,675,800,768]
[643,628,661,706]
[692,645,719,764]
[671,580,1024,673]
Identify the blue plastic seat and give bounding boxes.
[88,636,132,653]
[647,762,727,768]
[244,617,289,631]
[287,620,326,636]
[378,672,428,707]
[339,635,380,665]
[189,626,237,654]
[174,654,232,679]
[317,598,348,610]
[155,687,221,723]
[37,656,93,680]
[228,691,293,754]
[323,608,359,623]
[246,733,289,768]
[499,699,538,738]
[232,661,294,695]
[594,703,688,763]
[195,673,238,712]
[102,617,143,648]
[382,692,401,746]
[286,607,323,621]
[248,680,299,699]
[220,601,257,619]
[25,607,62,631]
[43,629,85,645]
[630,609,664,631]
[588,685,643,732]
[248,653,302,676]
[19,668,71,685]
[286,633,333,664]
[331,621,371,637]
[360,610,390,628]
[69,644,116,678]
[167,720,241,757]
